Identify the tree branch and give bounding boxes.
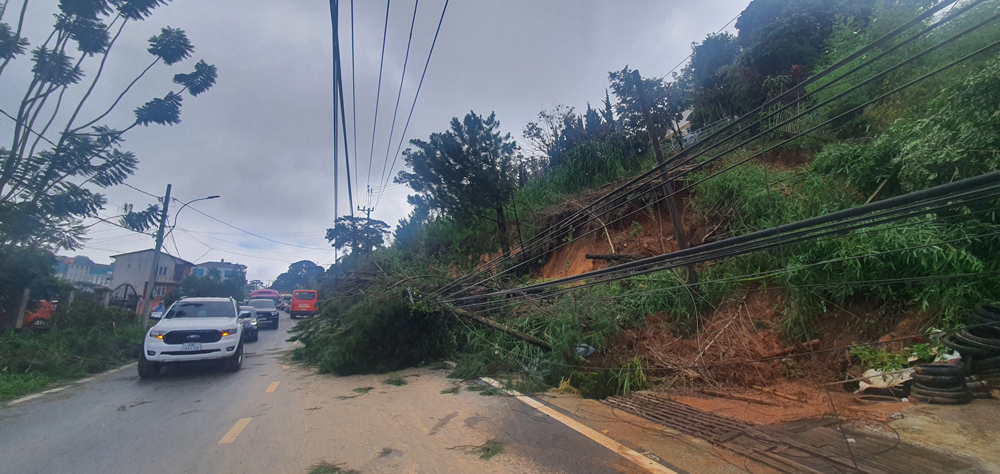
[64,15,127,134]
[73,56,158,133]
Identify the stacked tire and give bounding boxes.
[950,304,1000,399]
[911,362,972,405]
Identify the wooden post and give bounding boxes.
[103,291,111,307]
[14,287,30,329]
[632,69,697,284]
[450,306,551,351]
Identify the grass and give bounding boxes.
[0,301,144,402]
[307,461,360,474]
[352,386,374,394]
[382,374,407,386]
[440,386,460,395]
[0,373,51,402]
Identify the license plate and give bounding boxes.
[182,342,202,352]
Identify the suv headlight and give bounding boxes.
[148,329,167,339]
[221,327,238,337]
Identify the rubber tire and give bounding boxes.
[954,331,1000,351]
[913,363,964,376]
[224,344,243,372]
[974,304,1000,320]
[911,373,964,388]
[912,383,969,393]
[910,393,972,405]
[943,335,997,357]
[138,354,161,378]
[272,318,279,330]
[911,386,972,400]
[251,332,259,342]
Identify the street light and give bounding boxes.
[165,195,220,239]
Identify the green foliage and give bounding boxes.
[0,301,143,401]
[326,216,390,257]
[395,111,520,243]
[0,2,216,250]
[290,291,454,376]
[814,55,1000,196]
[736,0,875,76]
[171,268,247,304]
[306,461,359,474]
[570,357,648,399]
[451,439,505,460]
[382,374,407,386]
[271,260,324,292]
[849,345,908,372]
[0,246,64,327]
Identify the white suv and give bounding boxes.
[139,297,244,378]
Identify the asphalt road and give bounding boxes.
[0,311,662,474]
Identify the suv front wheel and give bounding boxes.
[138,354,161,378]
[223,344,243,372]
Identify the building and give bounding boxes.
[191,259,247,281]
[109,250,193,309]
[54,255,113,288]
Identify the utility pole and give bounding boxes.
[632,70,697,284]
[140,184,171,327]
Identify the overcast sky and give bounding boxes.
[1,0,750,283]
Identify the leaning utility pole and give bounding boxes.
[140,184,171,327]
[632,69,697,284]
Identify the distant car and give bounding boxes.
[23,300,54,328]
[279,294,292,311]
[238,305,259,342]
[139,297,243,378]
[289,290,318,319]
[249,289,280,307]
[247,298,280,329]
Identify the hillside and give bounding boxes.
[294,0,1000,406]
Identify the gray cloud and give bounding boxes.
[1,0,749,283]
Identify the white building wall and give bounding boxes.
[110,251,186,296]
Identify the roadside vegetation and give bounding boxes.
[0,298,144,401]
[295,0,1000,398]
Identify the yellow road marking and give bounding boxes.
[265,382,280,393]
[218,418,252,444]
[481,377,678,474]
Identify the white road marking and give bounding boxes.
[480,377,678,474]
[265,382,280,393]
[218,418,252,444]
[7,362,138,407]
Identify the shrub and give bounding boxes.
[291,295,455,375]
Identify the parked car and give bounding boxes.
[238,305,259,342]
[247,298,280,329]
[289,290,318,319]
[279,293,292,312]
[23,300,54,328]
[139,297,243,378]
[248,289,280,307]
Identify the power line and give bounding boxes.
[374,0,449,209]
[177,199,330,250]
[446,172,1000,304]
[366,0,392,200]
[376,0,420,208]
